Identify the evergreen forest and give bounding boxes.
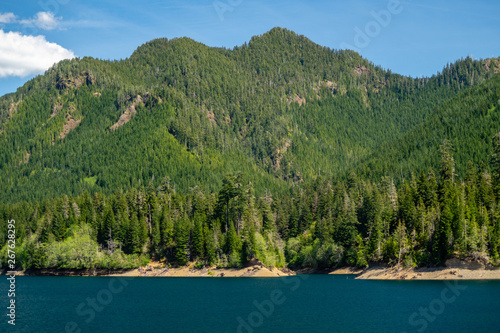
[1,28,500,270]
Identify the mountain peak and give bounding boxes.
[264,27,298,37]
[251,27,309,44]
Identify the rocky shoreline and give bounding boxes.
[354,258,500,280]
[3,259,499,280]
[1,260,295,278]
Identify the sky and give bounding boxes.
[0,0,499,97]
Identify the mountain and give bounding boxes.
[1,27,498,203]
[1,28,500,271]
[357,72,500,180]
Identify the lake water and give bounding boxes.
[1,275,499,333]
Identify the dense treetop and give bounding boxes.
[1,27,498,203]
[0,28,499,270]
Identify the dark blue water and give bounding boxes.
[1,275,499,333]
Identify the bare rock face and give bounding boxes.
[56,72,96,90]
[354,65,370,76]
[59,113,81,139]
[109,93,161,131]
[482,58,500,73]
[8,100,21,119]
[110,95,143,131]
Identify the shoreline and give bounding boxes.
[108,262,296,278]
[355,258,500,280]
[354,266,500,280]
[1,261,296,278]
[2,259,499,280]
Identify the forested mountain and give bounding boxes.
[1,28,500,271]
[1,27,498,203]
[358,73,500,180]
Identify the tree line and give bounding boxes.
[2,137,500,270]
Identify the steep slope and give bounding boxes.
[357,73,500,180]
[2,29,500,272]
[0,27,498,203]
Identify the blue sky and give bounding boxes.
[0,0,499,96]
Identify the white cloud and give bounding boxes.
[20,12,61,30]
[0,12,16,24]
[0,30,75,78]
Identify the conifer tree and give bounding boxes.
[192,215,205,260]
[126,213,141,254]
[175,216,190,265]
[260,195,275,232]
[204,225,216,265]
[433,204,453,265]
[491,132,500,198]
[100,206,116,250]
[51,212,66,242]
[225,220,240,255]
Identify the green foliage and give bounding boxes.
[315,241,344,268]
[359,74,500,183]
[1,29,498,204]
[174,216,190,266]
[1,29,500,271]
[191,216,205,261]
[382,237,398,265]
[2,146,500,270]
[83,177,97,186]
[1,224,147,270]
[204,225,216,265]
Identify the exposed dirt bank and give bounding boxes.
[356,259,500,280]
[1,260,295,278]
[3,259,499,280]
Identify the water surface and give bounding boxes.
[1,275,499,332]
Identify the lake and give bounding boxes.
[1,275,499,332]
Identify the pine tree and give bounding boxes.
[100,206,116,248]
[115,211,129,249]
[225,220,240,255]
[218,174,237,232]
[433,204,453,265]
[468,216,480,252]
[368,214,384,261]
[146,181,158,236]
[394,221,408,266]
[241,223,258,262]
[439,139,455,195]
[39,220,50,244]
[192,214,205,260]
[490,210,500,260]
[51,212,66,241]
[288,204,299,238]
[354,234,368,268]
[260,195,275,232]
[298,192,313,234]
[126,213,141,254]
[399,183,417,233]
[149,204,162,253]
[204,225,216,265]
[138,216,148,249]
[337,199,358,248]
[79,191,94,225]
[175,217,190,266]
[491,132,500,198]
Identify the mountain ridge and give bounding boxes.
[1,28,500,272]
[0,27,499,203]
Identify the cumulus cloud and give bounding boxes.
[0,30,75,78]
[20,11,61,30]
[0,12,16,24]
